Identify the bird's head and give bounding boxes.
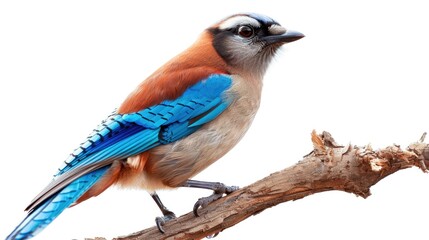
[208,13,304,77]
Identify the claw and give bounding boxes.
[155,212,176,233]
[193,193,223,217]
[193,184,239,217]
[155,216,166,233]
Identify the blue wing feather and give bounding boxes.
[8,74,233,240]
[56,74,232,177]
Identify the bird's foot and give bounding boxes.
[155,210,176,233]
[193,183,239,217]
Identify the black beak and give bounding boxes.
[261,30,305,45]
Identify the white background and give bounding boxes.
[1,1,428,239]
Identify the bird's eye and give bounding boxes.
[237,25,254,38]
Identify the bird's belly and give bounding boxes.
[145,97,259,189]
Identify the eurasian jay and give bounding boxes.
[7,13,304,239]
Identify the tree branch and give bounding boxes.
[95,131,428,240]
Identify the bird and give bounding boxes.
[6,13,304,240]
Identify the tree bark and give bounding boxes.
[92,131,429,240]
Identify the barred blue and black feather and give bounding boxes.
[55,74,233,177]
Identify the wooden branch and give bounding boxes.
[95,131,429,240]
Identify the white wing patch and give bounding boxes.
[126,155,141,169]
[219,16,261,30]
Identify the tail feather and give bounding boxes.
[7,166,109,240]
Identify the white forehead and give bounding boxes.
[219,16,261,30]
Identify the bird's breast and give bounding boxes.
[118,75,263,191]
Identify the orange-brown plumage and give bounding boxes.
[118,32,229,114]
[75,151,151,205]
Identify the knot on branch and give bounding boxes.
[407,132,429,172]
[311,130,428,174]
[308,130,428,198]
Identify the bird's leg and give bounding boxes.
[150,192,176,233]
[180,179,239,217]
